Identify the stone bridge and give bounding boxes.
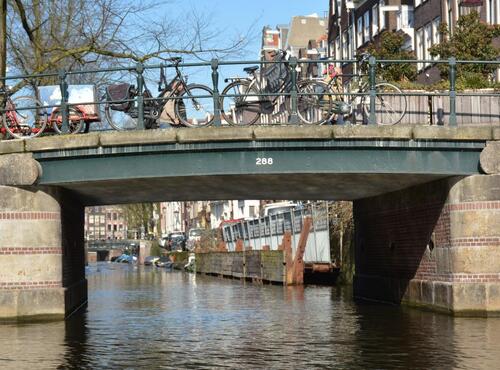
[0,125,499,320]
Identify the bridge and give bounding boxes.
[0,125,499,320]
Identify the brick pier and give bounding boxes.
[0,186,87,321]
[354,175,500,316]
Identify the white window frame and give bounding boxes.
[363,11,370,42]
[379,0,386,30]
[372,4,379,36]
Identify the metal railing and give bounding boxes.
[0,56,499,137]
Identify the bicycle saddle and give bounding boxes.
[243,66,259,74]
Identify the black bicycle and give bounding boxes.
[105,57,215,130]
[220,50,332,125]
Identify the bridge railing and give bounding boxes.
[0,56,499,136]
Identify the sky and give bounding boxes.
[154,0,329,58]
[143,0,329,83]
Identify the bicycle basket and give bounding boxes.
[262,56,289,95]
[106,83,135,111]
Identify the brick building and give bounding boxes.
[328,0,499,82]
[84,206,127,241]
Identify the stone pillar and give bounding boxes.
[353,174,500,316]
[0,185,87,321]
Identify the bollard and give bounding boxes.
[136,62,145,130]
[58,70,69,133]
[211,58,222,127]
[448,57,457,127]
[368,56,377,125]
[288,57,299,124]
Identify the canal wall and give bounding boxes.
[0,185,87,321]
[195,250,286,283]
[354,174,500,316]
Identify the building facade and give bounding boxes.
[328,0,500,82]
[84,206,127,241]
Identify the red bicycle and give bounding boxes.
[0,87,48,139]
[48,104,100,134]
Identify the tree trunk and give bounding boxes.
[0,0,6,88]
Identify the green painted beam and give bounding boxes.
[37,145,482,185]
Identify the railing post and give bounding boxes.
[136,62,145,130]
[288,57,299,124]
[448,57,457,127]
[368,56,377,125]
[211,58,221,127]
[58,70,69,133]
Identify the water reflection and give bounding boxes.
[0,263,498,369]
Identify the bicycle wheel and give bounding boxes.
[2,96,47,139]
[220,80,260,126]
[297,80,334,125]
[104,103,157,131]
[51,107,84,134]
[174,84,214,127]
[361,82,407,125]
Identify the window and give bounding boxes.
[372,4,379,36]
[357,17,363,47]
[113,213,117,220]
[107,224,112,231]
[342,31,348,62]
[348,25,354,58]
[432,17,441,60]
[89,215,94,224]
[380,0,386,30]
[397,5,414,30]
[249,206,255,217]
[107,212,111,220]
[424,23,432,66]
[335,36,341,65]
[363,12,370,41]
[416,28,424,70]
[487,0,499,24]
[113,225,117,231]
[100,215,105,223]
[446,0,454,34]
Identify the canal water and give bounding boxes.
[1,263,499,369]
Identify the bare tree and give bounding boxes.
[3,0,252,91]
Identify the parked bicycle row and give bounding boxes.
[0,53,408,139]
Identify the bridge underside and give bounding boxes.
[61,173,447,205]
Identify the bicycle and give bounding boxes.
[0,86,48,139]
[220,50,328,125]
[48,103,100,134]
[318,54,407,125]
[104,57,215,130]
